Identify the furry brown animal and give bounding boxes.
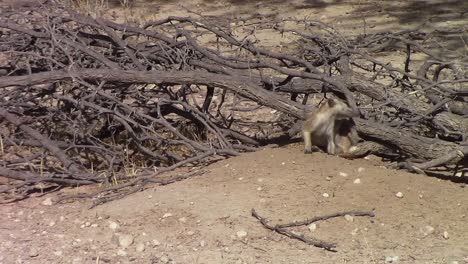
[302,98,359,156]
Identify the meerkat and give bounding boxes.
[302,98,360,156]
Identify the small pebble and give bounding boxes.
[421,225,435,236]
[339,172,348,177]
[257,178,264,182]
[395,192,404,198]
[307,223,317,232]
[160,256,169,263]
[238,177,244,181]
[257,187,263,191]
[385,256,399,263]
[357,167,365,173]
[344,215,354,222]
[136,243,145,252]
[350,228,359,236]
[72,257,82,264]
[117,249,127,257]
[162,213,173,219]
[443,231,449,239]
[236,230,248,239]
[325,176,332,181]
[187,231,195,236]
[200,240,206,247]
[41,198,53,206]
[281,162,285,165]
[322,193,330,198]
[353,178,361,184]
[108,221,119,230]
[152,239,161,247]
[178,217,187,223]
[28,248,39,257]
[118,234,134,248]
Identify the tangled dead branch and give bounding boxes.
[0,1,466,202]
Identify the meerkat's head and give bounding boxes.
[321,98,359,120]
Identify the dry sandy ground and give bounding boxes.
[1,0,467,264]
[1,145,467,264]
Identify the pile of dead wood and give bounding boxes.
[0,1,466,203]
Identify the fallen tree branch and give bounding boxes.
[251,208,375,251]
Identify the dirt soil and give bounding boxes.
[1,0,467,264]
[1,145,467,264]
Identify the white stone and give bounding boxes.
[421,225,435,235]
[353,178,361,184]
[395,192,404,198]
[28,248,39,257]
[178,217,187,223]
[162,213,173,219]
[151,239,161,247]
[443,231,449,239]
[385,256,399,263]
[199,240,206,247]
[136,243,145,252]
[117,249,127,256]
[339,172,348,177]
[322,193,330,198]
[350,228,359,236]
[160,256,169,263]
[118,234,134,248]
[41,198,53,206]
[72,257,83,264]
[357,167,365,173]
[108,221,119,230]
[344,215,354,222]
[236,230,248,239]
[307,223,317,232]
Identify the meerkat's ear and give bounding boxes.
[327,98,336,107]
